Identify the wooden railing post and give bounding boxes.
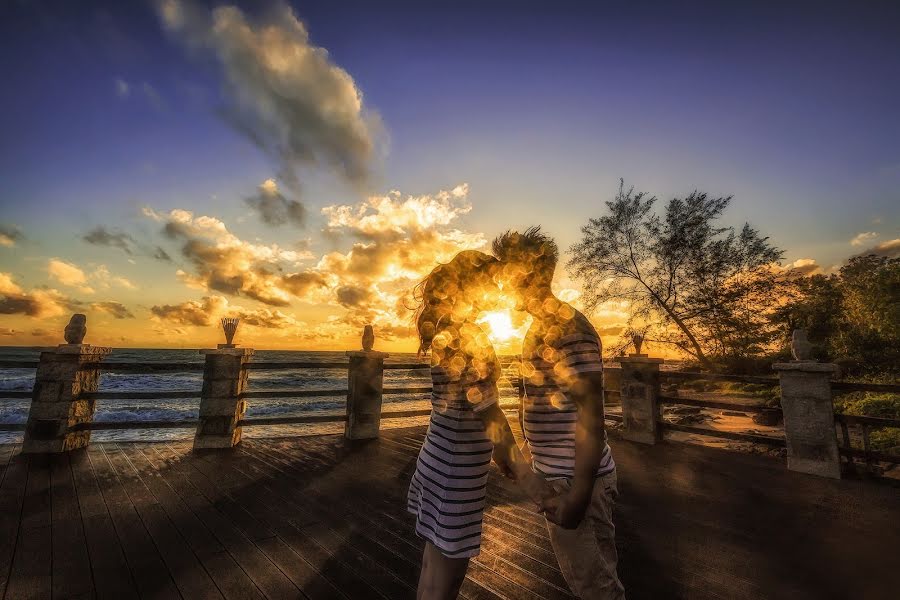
[345,326,388,440]
[773,340,840,478]
[23,314,110,453]
[619,340,664,444]
[194,322,253,450]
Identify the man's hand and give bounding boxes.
[540,486,592,529]
[519,471,555,507]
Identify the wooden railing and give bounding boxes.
[653,370,899,473]
[0,356,524,436]
[1,346,896,480]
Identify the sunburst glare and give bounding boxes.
[478,310,517,343]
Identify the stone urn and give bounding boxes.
[64,313,87,344]
[632,333,644,356]
[362,325,375,351]
[221,317,240,347]
[791,329,813,361]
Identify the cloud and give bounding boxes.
[151,294,302,329]
[142,183,488,342]
[335,285,372,308]
[852,238,900,259]
[850,231,878,247]
[145,206,321,305]
[244,179,306,227]
[786,258,822,277]
[114,78,130,98]
[114,78,166,110]
[596,325,625,336]
[155,0,382,192]
[0,327,18,336]
[91,301,135,319]
[316,184,484,335]
[153,246,173,261]
[0,224,24,247]
[83,226,136,255]
[48,259,94,293]
[0,272,73,318]
[91,266,137,290]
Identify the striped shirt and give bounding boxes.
[408,322,499,558]
[522,305,615,480]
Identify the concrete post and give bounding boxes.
[773,361,840,479]
[345,327,388,440]
[194,347,253,450]
[23,343,110,453]
[619,354,664,444]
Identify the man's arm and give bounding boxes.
[477,403,549,504]
[541,369,606,528]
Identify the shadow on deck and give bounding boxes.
[0,425,897,600]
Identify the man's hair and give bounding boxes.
[491,226,559,281]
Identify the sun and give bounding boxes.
[478,310,517,343]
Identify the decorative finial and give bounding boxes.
[221,317,240,348]
[64,313,87,345]
[791,329,813,361]
[362,325,375,351]
[632,333,644,356]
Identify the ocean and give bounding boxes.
[0,347,522,443]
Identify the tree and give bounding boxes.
[777,255,899,373]
[568,181,784,369]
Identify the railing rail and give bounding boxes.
[660,371,778,385]
[658,395,779,415]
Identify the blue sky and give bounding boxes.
[0,0,898,348]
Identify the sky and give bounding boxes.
[1,0,898,353]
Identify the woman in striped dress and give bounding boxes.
[408,251,547,599]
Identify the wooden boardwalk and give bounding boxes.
[0,425,897,600]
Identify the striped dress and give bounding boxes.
[407,322,500,558]
[521,305,615,480]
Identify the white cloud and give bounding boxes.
[850,231,878,247]
[48,259,94,293]
[114,78,130,98]
[852,238,900,259]
[155,0,383,193]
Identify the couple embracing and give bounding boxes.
[408,228,625,600]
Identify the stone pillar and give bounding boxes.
[23,344,111,453]
[773,361,840,479]
[345,349,388,440]
[194,347,253,450]
[619,354,664,444]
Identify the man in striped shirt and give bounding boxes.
[493,227,625,600]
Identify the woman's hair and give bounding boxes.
[414,250,498,356]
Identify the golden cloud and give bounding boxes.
[0,272,73,319]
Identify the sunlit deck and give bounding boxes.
[1,425,897,600]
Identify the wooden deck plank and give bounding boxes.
[167,445,348,600]
[138,444,267,600]
[277,433,569,592]
[5,454,52,600]
[70,449,141,600]
[0,421,897,600]
[49,454,94,599]
[0,451,28,598]
[244,437,561,600]
[189,447,388,600]
[129,443,292,600]
[230,444,417,599]
[97,444,221,599]
[84,445,176,600]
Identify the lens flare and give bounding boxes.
[478,310,516,343]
